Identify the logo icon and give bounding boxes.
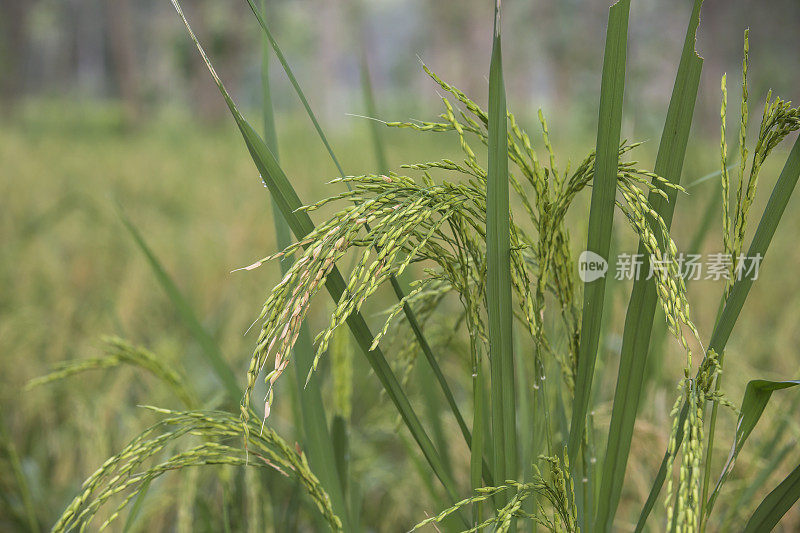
[578,250,608,282]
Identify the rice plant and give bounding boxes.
[35,0,800,531]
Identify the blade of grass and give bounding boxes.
[0,415,40,533]
[487,0,516,485]
[358,44,389,174]
[635,135,800,530]
[330,415,348,497]
[720,392,800,529]
[116,206,241,404]
[742,461,800,533]
[169,0,464,515]
[245,0,478,474]
[594,2,704,530]
[122,479,150,533]
[704,380,800,518]
[568,0,630,468]
[720,441,792,529]
[259,7,352,527]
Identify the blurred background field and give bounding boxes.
[1,0,800,530]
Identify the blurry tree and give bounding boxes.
[107,0,142,124]
[0,0,797,132]
[0,0,31,112]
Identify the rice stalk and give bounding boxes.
[636,89,800,533]
[52,409,343,532]
[26,336,198,410]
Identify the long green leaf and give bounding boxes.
[636,136,800,530]
[720,392,800,529]
[168,0,464,514]
[358,45,389,175]
[122,479,150,533]
[594,2,704,530]
[259,8,352,527]
[568,0,630,467]
[704,380,800,517]
[117,207,241,404]
[0,415,40,533]
[487,0,516,484]
[743,461,800,533]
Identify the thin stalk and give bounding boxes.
[698,350,724,532]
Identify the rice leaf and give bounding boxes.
[704,380,800,517]
[168,0,463,512]
[330,415,348,497]
[487,0,517,484]
[594,2,704,530]
[0,415,40,533]
[636,136,800,530]
[122,479,150,533]
[358,45,389,175]
[743,461,800,533]
[720,393,800,529]
[568,0,630,467]
[117,206,241,404]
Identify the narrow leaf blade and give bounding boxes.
[487,0,517,483]
[117,207,241,404]
[568,0,631,466]
[743,461,800,533]
[595,2,704,530]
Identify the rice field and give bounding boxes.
[2,1,800,531]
